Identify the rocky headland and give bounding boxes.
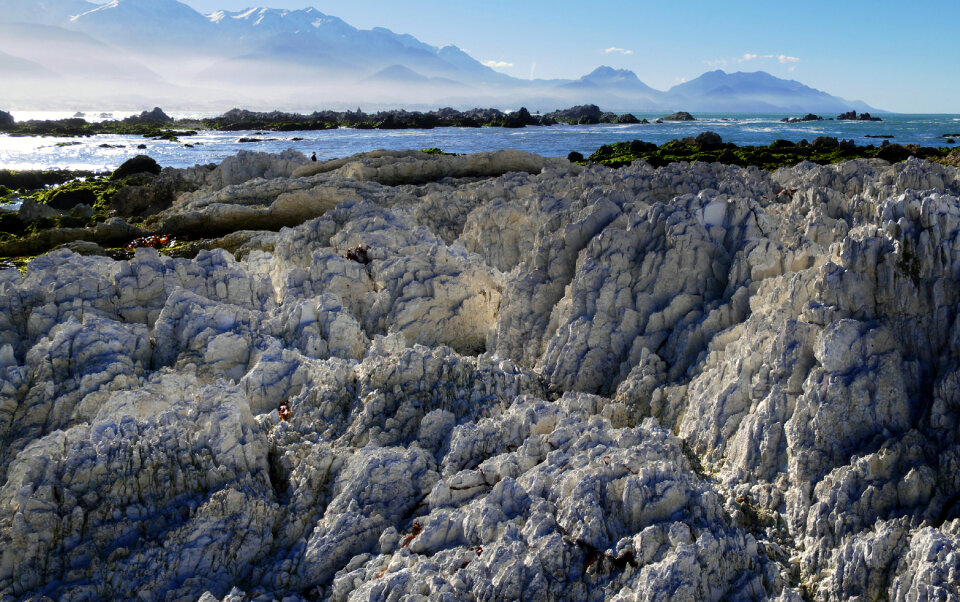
[0,147,959,601]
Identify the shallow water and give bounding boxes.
[1,112,957,172]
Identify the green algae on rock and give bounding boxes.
[582,134,954,170]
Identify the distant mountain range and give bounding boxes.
[0,0,879,112]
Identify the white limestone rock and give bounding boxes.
[3,150,960,601]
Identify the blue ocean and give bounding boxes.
[1,111,958,172]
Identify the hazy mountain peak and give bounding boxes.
[0,1,881,111]
[561,65,659,99]
[586,66,639,80]
[666,69,876,112]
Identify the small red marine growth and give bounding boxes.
[125,234,182,252]
[343,244,372,265]
[400,521,422,548]
[278,403,291,421]
[461,545,483,569]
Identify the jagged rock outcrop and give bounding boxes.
[123,107,173,124]
[1,150,959,601]
[663,111,696,121]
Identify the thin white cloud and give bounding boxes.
[737,53,801,65]
[482,60,514,68]
[604,47,634,55]
[704,58,728,67]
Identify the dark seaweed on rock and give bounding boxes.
[582,134,954,170]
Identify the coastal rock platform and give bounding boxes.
[1,149,959,601]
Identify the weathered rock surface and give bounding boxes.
[1,149,959,601]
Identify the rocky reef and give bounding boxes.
[837,111,882,122]
[585,134,955,170]
[0,105,646,138]
[1,148,959,601]
[780,114,824,123]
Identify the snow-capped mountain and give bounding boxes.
[0,0,880,112]
[0,0,96,25]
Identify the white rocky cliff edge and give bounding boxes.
[0,150,958,601]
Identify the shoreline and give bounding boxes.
[0,105,645,139]
[4,105,951,140]
[1,139,958,269]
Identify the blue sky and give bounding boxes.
[168,0,958,112]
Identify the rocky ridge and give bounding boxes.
[0,149,959,601]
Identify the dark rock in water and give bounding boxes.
[112,155,161,180]
[544,105,603,124]
[0,110,15,128]
[837,110,882,121]
[946,139,956,144]
[567,151,584,162]
[500,107,539,128]
[695,131,724,150]
[73,112,85,118]
[812,136,839,149]
[238,137,262,143]
[45,186,96,211]
[876,143,912,162]
[124,107,173,124]
[137,144,147,149]
[654,118,664,124]
[616,113,640,124]
[781,113,823,123]
[663,111,696,121]
[515,107,539,126]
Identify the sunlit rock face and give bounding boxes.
[1,150,959,601]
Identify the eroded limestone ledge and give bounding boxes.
[1,151,959,601]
